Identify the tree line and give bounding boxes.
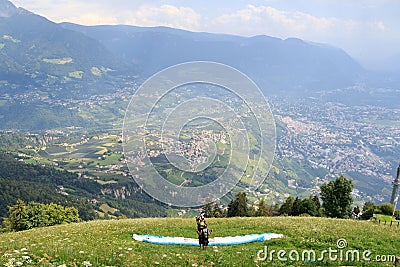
[2,200,80,232]
[203,176,398,220]
[0,153,167,228]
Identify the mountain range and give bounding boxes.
[0,0,371,98]
[0,0,128,97]
[63,23,368,94]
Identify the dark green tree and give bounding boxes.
[271,203,280,216]
[394,210,400,220]
[279,196,295,215]
[320,176,353,218]
[378,203,394,216]
[203,201,214,218]
[248,203,257,217]
[256,198,271,217]
[212,203,222,218]
[290,197,318,217]
[291,197,301,216]
[360,201,376,220]
[227,192,248,217]
[301,197,318,216]
[3,199,27,232]
[352,206,361,218]
[311,195,321,210]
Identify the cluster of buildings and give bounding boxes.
[272,97,400,200]
[145,129,228,172]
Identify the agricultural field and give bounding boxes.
[0,217,399,266]
[18,133,129,185]
[42,58,73,65]
[69,71,84,79]
[0,100,7,107]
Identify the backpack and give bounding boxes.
[200,228,209,239]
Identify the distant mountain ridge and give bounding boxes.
[0,0,366,96]
[61,23,364,94]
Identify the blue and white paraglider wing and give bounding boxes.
[133,233,283,246]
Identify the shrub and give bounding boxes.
[394,210,400,220]
[378,203,394,216]
[360,201,376,220]
[3,200,81,232]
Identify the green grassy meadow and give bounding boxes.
[1,217,399,266]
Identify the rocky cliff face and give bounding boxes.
[101,186,132,199]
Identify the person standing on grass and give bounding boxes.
[196,219,212,249]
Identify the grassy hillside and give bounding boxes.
[1,217,399,266]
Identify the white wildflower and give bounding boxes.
[5,258,16,267]
[82,261,92,267]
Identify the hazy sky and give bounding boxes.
[12,0,400,71]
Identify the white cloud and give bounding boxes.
[207,5,349,39]
[13,0,116,24]
[375,21,386,31]
[124,5,201,30]
[62,13,119,26]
